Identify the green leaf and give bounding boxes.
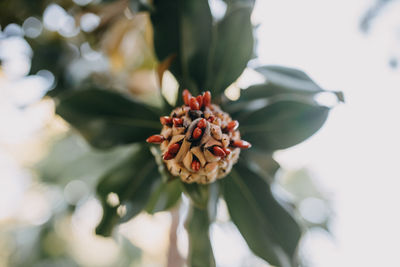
[129,0,153,12]
[239,99,330,151]
[256,65,324,93]
[56,88,161,149]
[224,0,256,12]
[145,178,182,214]
[36,133,139,187]
[240,149,280,183]
[185,204,216,267]
[225,65,343,116]
[151,0,213,95]
[239,65,344,102]
[96,145,160,236]
[221,162,302,267]
[205,5,254,96]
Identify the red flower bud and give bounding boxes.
[212,146,226,157]
[146,135,165,144]
[203,91,211,106]
[226,120,239,132]
[232,140,251,149]
[163,152,174,160]
[189,97,200,110]
[197,118,207,129]
[192,127,203,139]
[222,147,231,156]
[196,95,203,108]
[160,116,172,125]
[183,89,192,105]
[168,143,181,154]
[191,160,201,172]
[172,117,183,127]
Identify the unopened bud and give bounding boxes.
[183,89,192,105]
[212,146,226,157]
[189,97,200,110]
[232,140,251,149]
[146,135,165,144]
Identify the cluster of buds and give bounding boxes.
[146,90,251,184]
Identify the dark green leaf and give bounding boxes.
[151,0,212,95]
[56,88,161,149]
[145,178,182,214]
[185,204,216,267]
[256,65,323,93]
[96,145,160,236]
[205,6,254,95]
[221,162,302,267]
[239,99,330,151]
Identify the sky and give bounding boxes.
[252,0,400,266]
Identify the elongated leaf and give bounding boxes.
[239,99,329,151]
[96,145,160,236]
[205,5,254,95]
[186,204,216,267]
[145,178,182,214]
[56,88,161,149]
[256,65,323,93]
[239,65,344,102]
[151,0,212,95]
[221,162,302,267]
[240,149,279,183]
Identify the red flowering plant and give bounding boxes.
[52,0,343,266]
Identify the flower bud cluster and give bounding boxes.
[147,90,251,184]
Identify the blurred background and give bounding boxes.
[1,0,400,266]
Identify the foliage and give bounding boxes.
[1,0,342,266]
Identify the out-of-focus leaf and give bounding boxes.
[0,0,50,26]
[221,162,302,267]
[96,145,160,236]
[240,149,280,183]
[224,0,256,11]
[145,178,182,214]
[281,169,332,232]
[226,65,343,115]
[36,133,138,187]
[129,0,153,12]
[255,65,324,93]
[56,88,161,149]
[205,6,253,96]
[151,0,212,95]
[185,204,216,267]
[239,99,330,151]
[251,66,343,101]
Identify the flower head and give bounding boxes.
[147,90,251,184]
